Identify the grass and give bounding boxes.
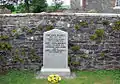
[0,70,120,84]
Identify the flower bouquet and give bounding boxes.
[48,74,61,84]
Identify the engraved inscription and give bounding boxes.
[45,34,66,53]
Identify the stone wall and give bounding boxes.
[70,0,81,10]
[86,0,114,13]
[0,8,11,14]
[70,0,120,13]
[0,13,120,71]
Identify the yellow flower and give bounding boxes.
[48,77,51,82]
[47,74,61,84]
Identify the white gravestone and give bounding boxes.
[40,29,71,77]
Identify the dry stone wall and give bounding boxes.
[0,13,120,71]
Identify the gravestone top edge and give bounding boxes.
[44,29,67,34]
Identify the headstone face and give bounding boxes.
[43,29,68,68]
[38,29,71,78]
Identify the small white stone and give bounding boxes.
[80,20,82,22]
[9,59,12,61]
[109,23,113,26]
[34,36,38,40]
[16,21,19,23]
[78,34,81,37]
[17,28,22,33]
[85,50,89,54]
[31,36,34,40]
[67,24,70,27]
[27,37,30,40]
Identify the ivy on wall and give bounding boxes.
[74,21,88,30]
[112,21,120,30]
[90,29,105,42]
[0,14,120,71]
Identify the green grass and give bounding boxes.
[0,70,120,84]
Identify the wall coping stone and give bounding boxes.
[0,13,120,17]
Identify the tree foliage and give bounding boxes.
[15,3,26,13]
[4,4,15,12]
[30,0,47,13]
[0,0,19,12]
[0,0,48,13]
[46,0,63,12]
[52,0,63,11]
[0,0,18,5]
[0,0,17,12]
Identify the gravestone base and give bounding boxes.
[36,67,75,79]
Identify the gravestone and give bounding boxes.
[37,29,71,78]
